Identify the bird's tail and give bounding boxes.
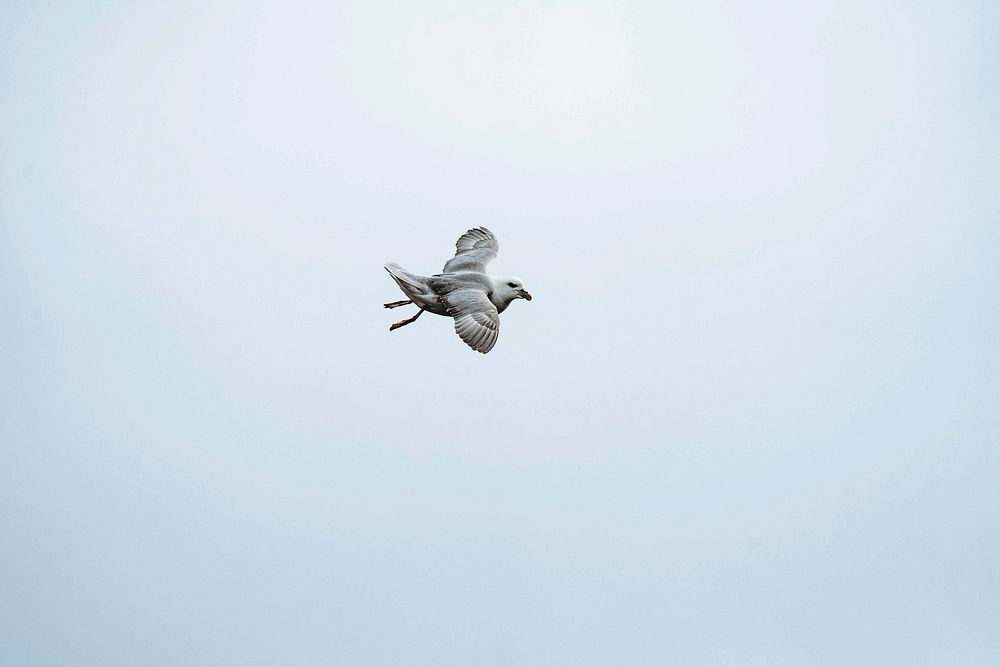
[384,263,425,293]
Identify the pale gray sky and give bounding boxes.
[2,1,999,665]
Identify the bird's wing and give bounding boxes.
[442,227,499,273]
[442,288,500,354]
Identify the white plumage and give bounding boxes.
[383,227,532,354]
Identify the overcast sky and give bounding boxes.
[2,1,999,665]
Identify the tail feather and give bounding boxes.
[384,263,424,292]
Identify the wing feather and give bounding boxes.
[442,288,500,354]
[442,227,499,273]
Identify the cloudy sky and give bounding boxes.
[2,1,999,664]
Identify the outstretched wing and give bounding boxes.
[442,227,499,273]
[442,288,500,354]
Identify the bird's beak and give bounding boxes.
[518,289,532,301]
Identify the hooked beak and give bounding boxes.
[518,289,532,301]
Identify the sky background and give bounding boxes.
[2,1,999,664]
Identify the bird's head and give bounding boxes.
[491,276,532,310]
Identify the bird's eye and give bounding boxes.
[508,282,517,288]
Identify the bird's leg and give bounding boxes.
[389,308,424,331]
[384,299,412,309]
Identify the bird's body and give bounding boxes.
[384,227,532,354]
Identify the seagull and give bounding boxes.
[384,227,532,354]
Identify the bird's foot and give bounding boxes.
[389,309,424,331]
[384,299,412,309]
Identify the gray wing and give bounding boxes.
[442,288,500,354]
[442,227,499,273]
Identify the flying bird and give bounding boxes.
[384,227,532,354]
